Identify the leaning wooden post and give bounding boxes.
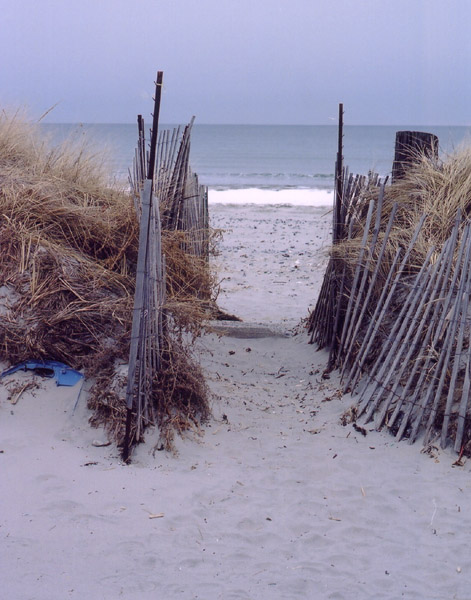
[137,114,146,186]
[147,71,164,183]
[122,180,153,462]
[122,71,164,462]
[325,103,345,368]
[392,131,438,183]
[333,103,344,243]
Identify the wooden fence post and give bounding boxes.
[122,179,153,462]
[333,103,344,243]
[392,131,438,183]
[147,71,164,182]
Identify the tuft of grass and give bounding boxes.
[0,111,137,369]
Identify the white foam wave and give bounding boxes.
[208,188,334,207]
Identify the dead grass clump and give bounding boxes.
[87,334,209,451]
[151,335,210,449]
[330,149,471,311]
[0,112,137,372]
[162,229,219,333]
[385,149,471,257]
[0,112,213,451]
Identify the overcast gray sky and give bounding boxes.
[1,0,470,125]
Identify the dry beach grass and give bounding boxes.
[0,112,212,449]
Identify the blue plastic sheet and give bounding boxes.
[0,360,84,387]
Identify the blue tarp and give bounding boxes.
[0,360,84,387]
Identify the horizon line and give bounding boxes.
[40,121,471,128]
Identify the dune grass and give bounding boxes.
[0,111,213,450]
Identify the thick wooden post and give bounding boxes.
[392,131,439,183]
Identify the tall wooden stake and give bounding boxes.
[334,103,344,243]
[122,180,153,462]
[147,71,164,182]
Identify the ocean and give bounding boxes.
[41,123,471,207]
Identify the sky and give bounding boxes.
[1,0,471,125]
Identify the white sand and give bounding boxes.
[2,204,471,600]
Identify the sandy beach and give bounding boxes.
[2,203,471,600]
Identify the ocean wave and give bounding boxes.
[200,171,334,180]
[208,188,334,207]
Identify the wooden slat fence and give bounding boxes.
[309,113,471,453]
[123,71,210,460]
